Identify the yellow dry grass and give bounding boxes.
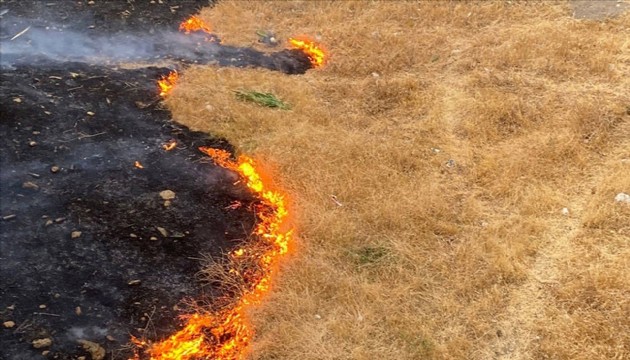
[165,1,630,359]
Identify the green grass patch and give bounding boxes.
[351,246,389,266]
[234,90,291,110]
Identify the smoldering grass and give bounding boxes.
[234,90,291,110]
[197,240,278,311]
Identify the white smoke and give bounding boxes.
[0,16,221,67]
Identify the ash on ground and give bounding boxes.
[0,58,255,360]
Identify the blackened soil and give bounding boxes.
[0,63,256,359]
[0,1,301,358]
[0,0,213,35]
[0,0,312,74]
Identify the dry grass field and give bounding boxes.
[165,2,629,359]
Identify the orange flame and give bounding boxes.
[132,148,292,360]
[158,71,179,97]
[179,15,212,34]
[288,37,326,67]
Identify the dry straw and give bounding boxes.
[166,2,629,359]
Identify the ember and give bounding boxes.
[163,140,178,151]
[132,148,292,360]
[288,37,326,67]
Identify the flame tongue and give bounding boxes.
[133,148,291,360]
[180,15,212,34]
[288,37,326,67]
[158,71,179,97]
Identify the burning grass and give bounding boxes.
[163,2,629,359]
[133,149,292,359]
[158,71,179,97]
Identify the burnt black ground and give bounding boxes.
[0,61,257,360]
[0,0,311,74]
[0,1,264,359]
[0,0,212,35]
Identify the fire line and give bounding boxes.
[132,148,292,360]
[136,14,326,359]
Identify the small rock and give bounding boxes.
[159,190,176,200]
[32,338,52,349]
[13,97,22,103]
[86,111,95,116]
[54,217,66,223]
[561,208,570,216]
[7,305,15,310]
[28,141,37,147]
[22,181,39,190]
[3,321,15,328]
[41,351,50,356]
[314,314,321,319]
[54,293,60,298]
[129,233,138,238]
[71,231,82,239]
[106,335,115,342]
[614,192,630,204]
[156,227,168,237]
[75,306,82,316]
[149,236,158,241]
[163,200,172,207]
[2,214,16,221]
[128,279,141,286]
[50,166,60,173]
[78,340,105,360]
[39,304,47,309]
[45,219,53,226]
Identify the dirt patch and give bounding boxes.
[570,0,630,20]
